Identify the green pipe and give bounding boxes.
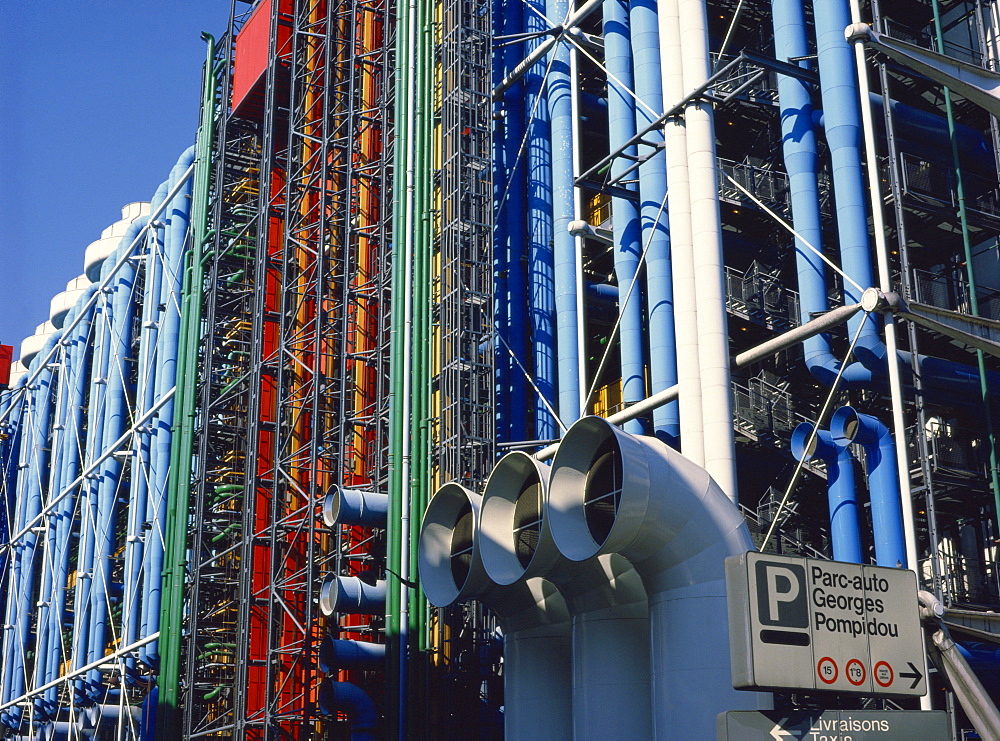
[203,686,226,701]
[386,0,412,733]
[930,0,1000,535]
[209,522,241,542]
[156,32,217,739]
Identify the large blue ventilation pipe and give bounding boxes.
[813,0,879,346]
[524,0,558,439]
[546,0,582,425]
[630,0,677,442]
[41,289,98,718]
[495,0,530,443]
[142,147,194,667]
[831,407,907,568]
[603,0,646,436]
[1,329,62,729]
[791,422,862,563]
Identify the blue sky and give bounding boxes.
[0,2,232,354]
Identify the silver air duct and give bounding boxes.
[547,416,769,738]
[479,451,652,740]
[418,482,573,740]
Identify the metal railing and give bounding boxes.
[725,263,801,331]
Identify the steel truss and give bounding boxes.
[182,0,393,738]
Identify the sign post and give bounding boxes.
[726,552,927,696]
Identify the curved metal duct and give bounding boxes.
[318,679,378,740]
[479,451,651,740]
[323,485,389,527]
[791,422,862,563]
[418,482,572,740]
[319,575,387,616]
[547,416,769,738]
[319,636,387,673]
[830,406,906,567]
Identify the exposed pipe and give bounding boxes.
[124,180,168,674]
[660,0,703,463]
[547,0,582,425]
[318,637,387,673]
[86,217,147,700]
[1,329,62,729]
[496,0,530,442]
[323,485,389,527]
[679,0,738,499]
[319,575,388,616]
[156,36,216,732]
[32,306,77,721]
[318,680,378,741]
[770,0,865,387]
[526,0,558,438]
[142,148,195,666]
[791,423,862,562]
[478,452,652,739]
[602,0,646,436]
[830,406,906,567]
[813,0,879,344]
[631,0,677,443]
[547,416,768,737]
[35,296,99,719]
[417,483,573,740]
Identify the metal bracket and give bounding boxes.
[847,22,1000,118]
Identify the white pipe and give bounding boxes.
[417,483,572,740]
[678,0,738,500]
[570,47,588,413]
[846,0,920,583]
[479,452,651,740]
[398,0,418,729]
[659,0,703,466]
[547,416,769,738]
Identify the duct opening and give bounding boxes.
[583,440,622,546]
[513,479,542,568]
[450,500,474,587]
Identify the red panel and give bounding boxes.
[231,0,294,118]
[0,345,12,388]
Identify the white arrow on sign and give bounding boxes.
[769,719,798,740]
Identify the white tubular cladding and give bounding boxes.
[417,483,573,740]
[417,423,772,740]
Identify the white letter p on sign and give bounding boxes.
[765,566,800,622]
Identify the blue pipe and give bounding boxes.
[320,575,387,615]
[143,149,194,666]
[603,0,645,436]
[791,423,863,563]
[0,376,28,729]
[629,0,677,443]
[71,254,118,702]
[41,289,98,718]
[495,0,530,443]
[830,406,907,568]
[318,680,378,740]
[546,0,581,424]
[125,181,170,672]
[813,0,879,345]
[319,637,387,673]
[33,305,84,720]
[86,217,147,699]
[813,95,995,176]
[0,377,26,674]
[524,0,558,439]
[1,330,62,729]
